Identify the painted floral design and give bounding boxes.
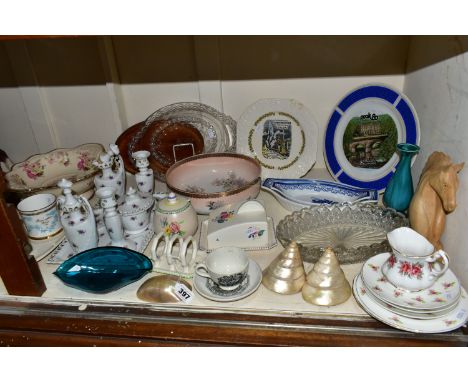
[444,319,457,326]
[247,226,265,239]
[207,201,223,210]
[20,160,45,180]
[212,172,248,192]
[428,289,441,295]
[390,316,402,323]
[367,263,379,272]
[387,254,397,268]
[398,260,424,279]
[77,151,92,171]
[443,281,456,290]
[377,276,387,283]
[372,285,382,293]
[213,210,235,224]
[359,287,366,295]
[47,151,70,166]
[412,296,425,304]
[433,297,447,303]
[161,217,185,237]
[394,290,403,298]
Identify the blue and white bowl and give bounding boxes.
[262,178,378,211]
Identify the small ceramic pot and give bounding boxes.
[119,187,154,235]
[195,247,249,290]
[382,227,450,291]
[154,192,198,239]
[17,193,63,240]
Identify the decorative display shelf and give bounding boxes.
[0,180,466,346]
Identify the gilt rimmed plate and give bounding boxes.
[324,84,420,192]
[353,275,468,333]
[237,99,318,178]
[361,253,461,311]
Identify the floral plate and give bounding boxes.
[359,274,457,320]
[361,253,461,311]
[5,143,104,198]
[353,274,468,333]
[237,99,318,179]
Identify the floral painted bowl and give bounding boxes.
[5,143,105,200]
[165,153,262,214]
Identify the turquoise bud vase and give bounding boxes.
[383,143,420,213]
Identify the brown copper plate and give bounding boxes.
[115,120,204,180]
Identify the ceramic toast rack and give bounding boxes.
[150,232,198,278]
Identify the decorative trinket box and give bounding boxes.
[199,200,277,252]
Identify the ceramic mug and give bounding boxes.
[195,247,249,290]
[382,227,450,291]
[17,193,63,240]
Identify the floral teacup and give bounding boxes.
[382,227,449,291]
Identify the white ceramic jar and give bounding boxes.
[154,192,198,239]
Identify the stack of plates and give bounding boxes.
[354,253,468,333]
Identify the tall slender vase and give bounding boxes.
[383,143,420,213]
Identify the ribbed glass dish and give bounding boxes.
[276,203,408,264]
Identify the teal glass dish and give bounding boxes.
[383,143,420,212]
[54,246,153,293]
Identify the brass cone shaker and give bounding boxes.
[302,247,351,306]
[262,241,306,294]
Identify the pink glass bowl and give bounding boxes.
[165,153,261,214]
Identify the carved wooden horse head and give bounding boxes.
[409,151,464,249]
[421,152,464,213]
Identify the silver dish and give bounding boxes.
[128,102,236,161]
[276,203,408,264]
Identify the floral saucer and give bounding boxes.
[361,253,461,311]
[353,275,468,333]
[359,274,457,320]
[193,258,262,302]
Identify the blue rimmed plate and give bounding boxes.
[324,84,420,192]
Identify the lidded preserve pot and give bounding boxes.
[154,192,198,239]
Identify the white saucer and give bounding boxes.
[353,275,468,333]
[359,274,457,320]
[361,253,460,311]
[193,258,262,302]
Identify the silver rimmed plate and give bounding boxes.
[353,274,468,333]
[193,258,262,302]
[324,84,420,192]
[237,99,318,179]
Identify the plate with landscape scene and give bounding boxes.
[324,84,420,192]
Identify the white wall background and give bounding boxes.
[405,52,468,288]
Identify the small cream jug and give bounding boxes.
[382,227,449,291]
[153,192,198,239]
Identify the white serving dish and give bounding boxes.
[199,200,277,252]
[262,178,378,211]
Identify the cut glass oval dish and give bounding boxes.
[276,203,408,264]
[54,246,153,293]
